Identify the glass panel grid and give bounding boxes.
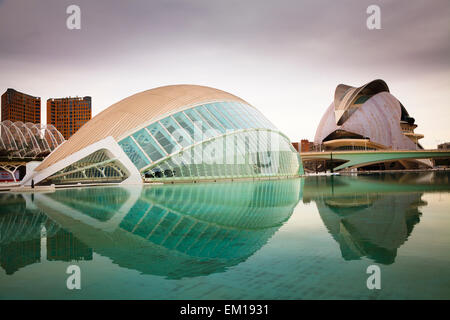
[206,103,235,130]
[194,105,226,134]
[147,122,180,155]
[131,128,165,162]
[119,136,150,169]
[142,129,300,181]
[159,116,193,148]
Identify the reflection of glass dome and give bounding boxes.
[28,85,302,186]
[33,179,301,278]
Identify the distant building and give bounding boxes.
[438,142,450,150]
[313,79,431,170]
[47,96,91,139]
[301,139,311,152]
[292,140,314,152]
[315,79,424,152]
[1,88,41,123]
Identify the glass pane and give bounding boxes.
[183,109,216,139]
[226,102,253,129]
[216,102,247,129]
[172,112,203,143]
[118,136,150,169]
[205,104,234,130]
[236,103,263,128]
[208,103,238,130]
[159,116,193,148]
[132,128,165,162]
[194,105,226,134]
[243,104,277,130]
[147,122,179,155]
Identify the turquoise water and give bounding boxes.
[0,172,449,299]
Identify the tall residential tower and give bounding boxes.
[47,96,92,139]
[1,88,41,123]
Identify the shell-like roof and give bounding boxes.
[36,85,248,172]
[334,79,389,125]
[315,91,418,150]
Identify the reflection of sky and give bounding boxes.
[0,0,449,148]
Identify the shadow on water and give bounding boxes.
[0,179,302,278]
[302,171,450,265]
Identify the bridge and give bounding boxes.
[300,149,450,172]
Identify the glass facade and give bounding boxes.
[43,149,129,184]
[118,101,302,182]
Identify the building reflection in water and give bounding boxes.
[0,194,92,275]
[1,179,301,278]
[3,172,445,276]
[303,172,450,264]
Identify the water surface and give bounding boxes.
[0,172,449,299]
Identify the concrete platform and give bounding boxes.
[8,185,55,193]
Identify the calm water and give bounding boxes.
[0,172,449,299]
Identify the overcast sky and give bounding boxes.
[0,0,449,147]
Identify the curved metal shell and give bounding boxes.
[315,91,417,150]
[334,79,389,125]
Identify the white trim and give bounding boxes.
[23,136,142,185]
[34,184,143,232]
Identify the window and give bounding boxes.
[173,112,202,143]
[147,122,179,155]
[205,103,235,130]
[132,128,165,162]
[184,109,216,139]
[159,117,192,148]
[194,105,226,134]
[118,137,149,169]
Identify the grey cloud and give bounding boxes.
[1,0,449,74]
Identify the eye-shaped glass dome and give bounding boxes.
[29,85,302,185]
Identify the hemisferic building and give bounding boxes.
[25,85,303,185]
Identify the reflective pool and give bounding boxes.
[0,172,449,299]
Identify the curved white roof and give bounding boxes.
[36,85,249,171]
